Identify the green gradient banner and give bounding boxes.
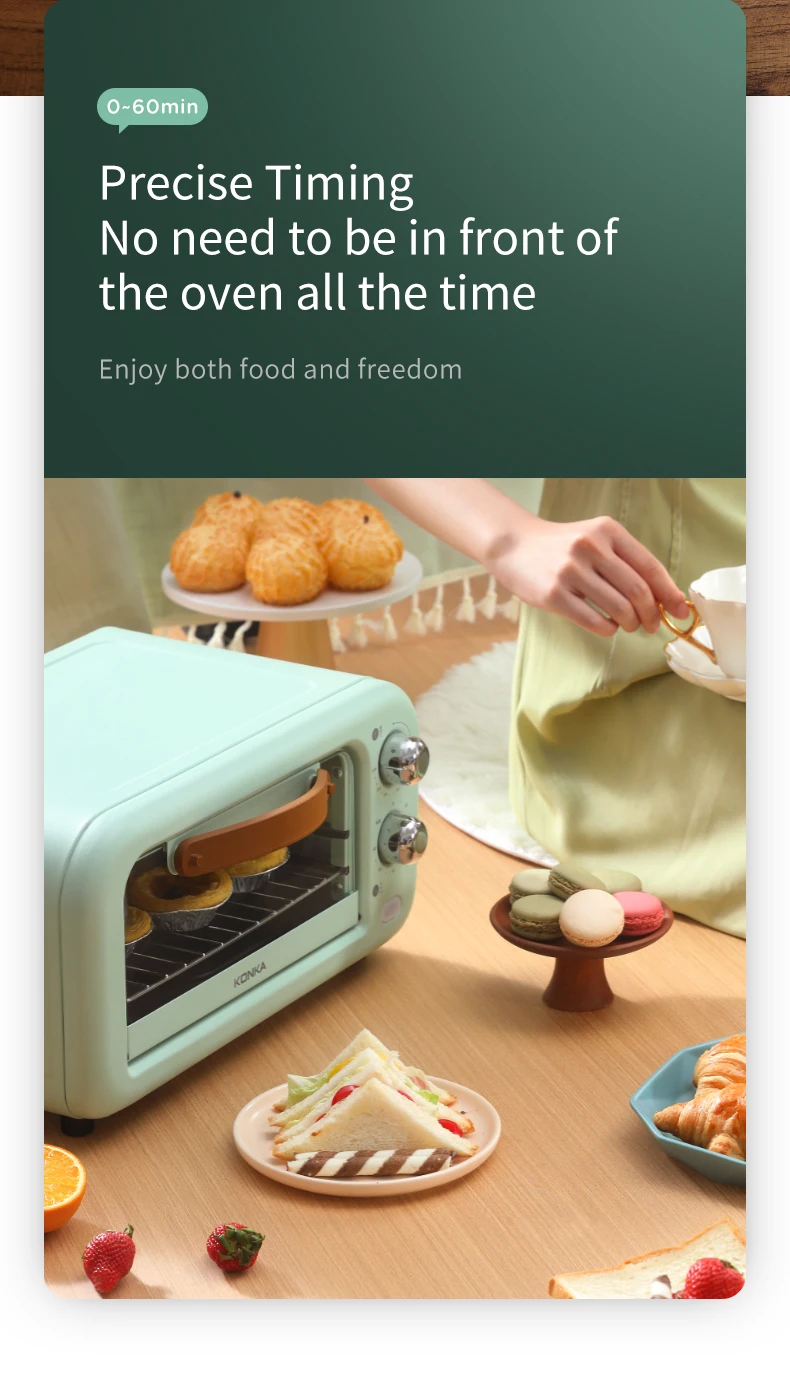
[45,0,745,477]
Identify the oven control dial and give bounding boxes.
[379,733,430,786]
[378,814,428,865]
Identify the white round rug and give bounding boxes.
[416,639,557,867]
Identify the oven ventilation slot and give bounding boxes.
[126,859,347,1022]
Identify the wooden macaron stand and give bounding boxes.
[489,896,673,1011]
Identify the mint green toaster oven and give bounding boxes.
[45,629,429,1130]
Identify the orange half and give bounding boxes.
[44,1144,87,1233]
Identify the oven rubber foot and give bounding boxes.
[60,1115,95,1137]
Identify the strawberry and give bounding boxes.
[83,1225,135,1294]
[683,1257,744,1299]
[206,1222,264,1273]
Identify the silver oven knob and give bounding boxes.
[378,813,428,865]
[379,733,430,785]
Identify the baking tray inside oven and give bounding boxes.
[126,857,347,1023]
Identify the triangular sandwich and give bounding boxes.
[272,1078,477,1161]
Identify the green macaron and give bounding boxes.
[548,863,604,901]
[509,868,552,899]
[510,894,563,941]
[594,867,643,894]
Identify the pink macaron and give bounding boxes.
[613,891,665,936]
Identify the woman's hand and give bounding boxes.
[364,478,688,637]
[487,516,689,636]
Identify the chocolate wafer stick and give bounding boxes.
[286,1148,455,1177]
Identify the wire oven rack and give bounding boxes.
[126,859,348,1022]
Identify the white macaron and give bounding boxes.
[559,890,625,947]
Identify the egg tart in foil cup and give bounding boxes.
[128,867,233,933]
[227,847,290,894]
[124,905,153,952]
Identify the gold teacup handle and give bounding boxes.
[659,600,718,665]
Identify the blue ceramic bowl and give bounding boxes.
[630,1036,745,1187]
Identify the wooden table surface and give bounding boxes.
[2,0,788,95]
[44,606,745,1299]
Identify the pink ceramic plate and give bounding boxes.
[233,1078,500,1198]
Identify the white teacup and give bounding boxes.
[660,565,746,680]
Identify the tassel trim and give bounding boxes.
[228,620,252,652]
[404,592,427,635]
[425,585,445,632]
[501,594,521,623]
[477,575,498,620]
[456,577,476,623]
[175,574,520,653]
[329,618,347,654]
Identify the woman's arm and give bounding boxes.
[365,477,688,636]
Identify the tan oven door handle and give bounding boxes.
[173,769,335,876]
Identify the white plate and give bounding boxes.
[664,625,745,703]
[233,1078,500,1197]
[162,551,423,623]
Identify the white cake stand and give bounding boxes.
[161,552,423,668]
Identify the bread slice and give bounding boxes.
[385,1065,471,1131]
[400,1065,455,1107]
[272,1028,456,1112]
[273,1052,474,1141]
[270,1048,387,1129]
[272,1028,392,1111]
[319,1028,391,1072]
[548,1219,745,1299]
[272,1078,478,1161]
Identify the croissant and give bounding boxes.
[654,1083,746,1160]
[693,1035,746,1093]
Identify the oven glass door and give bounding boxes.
[124,752,356,1056]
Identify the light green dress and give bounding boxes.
[509,479,746,937]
